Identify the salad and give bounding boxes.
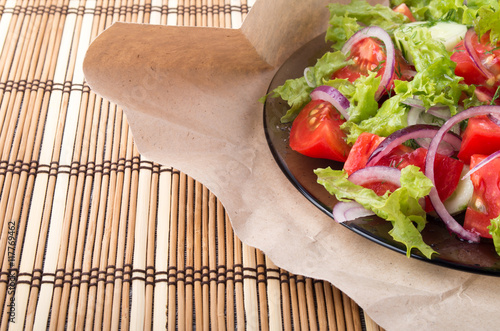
[263,0,500,259]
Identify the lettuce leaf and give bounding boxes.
[270,51,349,123]
[489,215,500,256]
[475,6,500,44]
[326,0,409,49]
[315,165,436,258]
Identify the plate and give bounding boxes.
[263,32,500,276]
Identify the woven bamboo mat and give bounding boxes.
[0,1,386,330]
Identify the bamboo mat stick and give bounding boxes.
[216,198,226,330]
[201,185,210,330]
[225,213,235,328]
[233,235,245,331]
[305,278,318,331]
[166,0,177,25]
[314,281,328,331]
[280,271,293,331]
[174,172,187,329]
[9,2,78,328]
[167,170,179,330]
[208,192,218,329]
[289,274,301,330]
[144,163,160,330]
[256,249,269,331]
[242,244,259,330]
[323,282,339,331]
[193,181,204,329]
[296,275,311,331]
[153,165,172,330]
[185,176,195,330]
[331,284,347,330]
[265,257,283,331]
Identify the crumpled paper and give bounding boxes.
[82,0,500,330]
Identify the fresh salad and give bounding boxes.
[263,0,500,259]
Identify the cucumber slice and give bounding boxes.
[394,21,467,65]
[428,22,467,52]
[443,166,473,215]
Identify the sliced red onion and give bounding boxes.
[366,124,462,166]
[304,67,314,88]
[461,150,500,180]
[348,165,402,187]
[464,28,495,85]
[341,26,395,100]
[425,105,500,243]
[310,85,350,120]
[488,113,500,126]
[332,201,375,223]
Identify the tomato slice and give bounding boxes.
[451,30,500,104]
[464,154,500,238]
[289,99,350,162]
[331,37,414,89]
[343,134,464,207]
[392,3,416,22]
[457,115,500,164]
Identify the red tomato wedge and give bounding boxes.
[457,115,500,164]
[289,99,350,162]
[331,37,414,87]
[451,31,500,104]
[392,3,416,22]
[464,154,500,238]
[344,134,464,209]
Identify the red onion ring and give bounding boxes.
[464,28,495,85]
[348,165,402,187]
[333,166,403,223]
[425,105,500,243]
[366,124,462,166]
[304,67,314,88]
[332,201,375,223]
[310,85,350,120]
[488,113,500,126]
[341,26,395,100]
[461,150,500,180]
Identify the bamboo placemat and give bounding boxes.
[0,1,385,330]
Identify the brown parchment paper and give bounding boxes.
[83,0,500,330]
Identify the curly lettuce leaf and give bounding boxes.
[315,165,436,258]
[475,6,500,44]
[326,0,409,49]
[391,0,498,24]
[270,51,349,123]
[489,215,500,256]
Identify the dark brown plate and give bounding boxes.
[263,32,500,276]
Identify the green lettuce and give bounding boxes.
[326,0,409,49]
[489,216,500,256]
[270,51,349,123]
[390,0,499,24]
[315,165,436,258]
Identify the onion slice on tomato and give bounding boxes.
[332,201,375,223]
[464,28,496,85]
[461,149,500,180]
[310,85,350,120]
[425,105,500,243]
[348,165,402,187]
[366,124,462,166]
[332,166,402,223]
[341,26,395,100]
